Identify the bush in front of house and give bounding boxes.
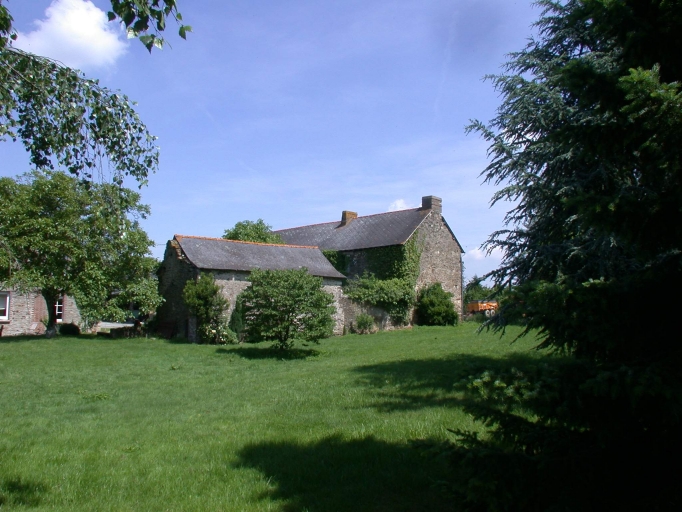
[183,273,235,344]
[240,268,335,350]
[198,321,238,345]
[415,283,458,326]
[353,313,375,334]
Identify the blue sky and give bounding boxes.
[1,0,540,281]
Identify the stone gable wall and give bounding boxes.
[156,239,198,338]
[413,211,464,317]
[334,211,463,325]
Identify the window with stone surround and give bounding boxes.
[0,292,9,321]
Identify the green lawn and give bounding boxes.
[0,324,542,511]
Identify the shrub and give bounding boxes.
[108,322,144,339]
[198,321,238,345]
[354,313,375,334]
[415,283,458,326]
[344,274,415,324]
[183,273,230,344]
[240,268,335,350]
[58,322,80,336]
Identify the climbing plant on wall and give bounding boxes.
[344,236,423,323]
[322,250,349,274]
[365,236,422,282]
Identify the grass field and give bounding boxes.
[0,323,544,511]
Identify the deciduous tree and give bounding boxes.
[0,171,162,336]
[240,268,335,349]
[223,219,284,244]
[0,0,190,186]
[462,275,493,304]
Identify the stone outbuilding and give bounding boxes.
[157,195,463,339]
[0,290,81,336]
[156,235,346,340]
[276,195,464,320]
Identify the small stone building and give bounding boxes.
[0,290,81,336]
[276,195,464,319]
[156,236,346,340]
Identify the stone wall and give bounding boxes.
[1,291,42,336]
[413,211,464,317]
[212,270,251,319]
[156,239,198,338]
[1,291,81,337]
[337,296,405,332]
[212,272,346,337]
[321,278,350,335]
[62,295,81,327]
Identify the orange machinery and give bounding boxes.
[466,300,498,316]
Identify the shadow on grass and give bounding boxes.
[0,477,47,507]
[0,333,105,343]
[0,334,41,343]
[234,435,453,512]
[164,337,193,344]
[352,352,567,412]
[217,346,321,360]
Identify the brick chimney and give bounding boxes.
[340,210,358,226]
[421,195,442,213]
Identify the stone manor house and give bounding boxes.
[156,195,463,340]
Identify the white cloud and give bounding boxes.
[464,247,504,262]
[14,0,127,70]
[461,246,504,283]
[388,199,412,211]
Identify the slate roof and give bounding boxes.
[275,208,438,251]
[173,235,346,280]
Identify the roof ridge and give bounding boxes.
[173,234,319,249]
[275,207,422,232]
[274,220,339,232]
[354,207,421,220]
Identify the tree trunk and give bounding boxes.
[42,290,59,338]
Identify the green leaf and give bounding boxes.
[178,25,192,39]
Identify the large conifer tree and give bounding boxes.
[452,1,682,509]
